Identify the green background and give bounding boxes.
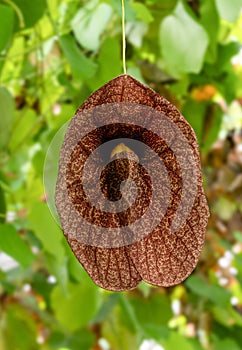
[0,0,242,349]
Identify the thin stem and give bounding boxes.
[121,0,127,74]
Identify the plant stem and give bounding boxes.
[121,0,127,74]
[2,0,25,28]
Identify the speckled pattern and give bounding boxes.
[55,74,210,291]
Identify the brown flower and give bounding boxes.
[55,75,209,291]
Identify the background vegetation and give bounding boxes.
[0,0,242,349]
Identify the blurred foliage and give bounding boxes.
[0,0,242,349]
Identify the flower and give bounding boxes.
[55,75,209,291]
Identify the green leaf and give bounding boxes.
[0,224,34,268]
[0,36,25,81]
[40,71,64,114]
[104,294,141,348]
[182,99,207,145]
[213,337,241,350]
[126,21,148,48]
[46,253,68,293]
[64,238,84,283]
[216,43,240,71]
[212,304,242,328]
[215,0,242,22]
[234,231,242,243]
[88,38,122,90]
[182,97,222,152]
[0,87,15,151]
[131,2,154,24]
[108,0,136,21]
[186,275,231,307]
[0,270,14,293]
[32,270,54,306]
[51,279,101,332]
[59,34,97,80]
[200,0,219,62]
[0,4,15,52]
[202,104,223,151]
[43,121,69,227]
[0,183,6,224]
[93,294,119,324]
[46,0,59,19]
[71,0,113,51]
[49,329,95,350]
[14,0,47,28]
[9,108,36,151]
[3,304,37,350]
[28,202,65,263]
[160,1,209,76]
[119,294,141,333]
[142,325,170,341]
[214,196,237,221]
[164,332,195,350]
[129,293,173,329]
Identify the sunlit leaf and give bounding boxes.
[9,108,36,151]
[164,332,199,350]
[131,2,154,23]
[160,1,209,76]
[126,21,148,47]
[71,0,113,51]
[0,36,25,83]
[215,0,242,22]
